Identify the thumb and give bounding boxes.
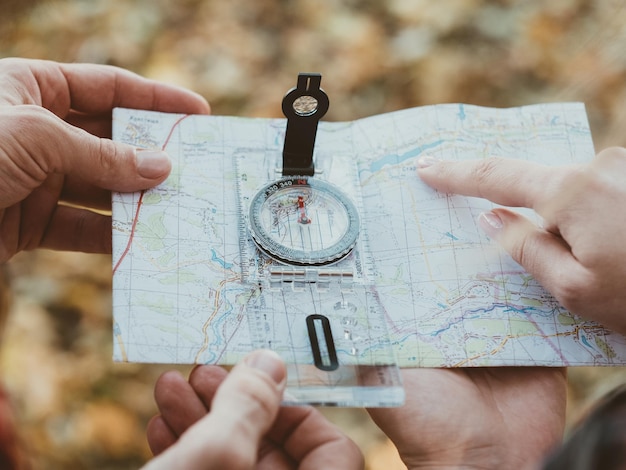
[0,106,171,207]
[144,350,286,470]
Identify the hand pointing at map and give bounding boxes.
[0,58,210,263]
[417,148,626,335]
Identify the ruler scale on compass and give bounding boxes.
[246,283,404,406]
[236,73,404,406]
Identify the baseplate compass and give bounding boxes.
[237,73,404,406]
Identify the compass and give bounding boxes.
[247,73,361,266]
[248,175,360,266]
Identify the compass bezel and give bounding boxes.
[248,176,360,266]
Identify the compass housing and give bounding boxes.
[248,176,360,266]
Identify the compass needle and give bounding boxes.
[297,195,312,225]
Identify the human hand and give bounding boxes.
[0,383,25,470]
[417,148,626,335]
[368,367,566,470]
[145,350,363,470]
[0,58,210,262]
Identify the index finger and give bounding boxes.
[417,156,562,209]
[0,58,210,117]
[59,62,211,115]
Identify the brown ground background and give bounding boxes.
[1,0,626,468]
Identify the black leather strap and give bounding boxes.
[281,73,329,176]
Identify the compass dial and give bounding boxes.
[248,176,360,266]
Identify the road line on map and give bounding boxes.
[112,114,191,274]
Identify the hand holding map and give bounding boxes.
[0,58,209,263]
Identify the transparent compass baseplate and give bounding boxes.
[235,152,404,406]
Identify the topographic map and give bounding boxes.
[112,103,626,368]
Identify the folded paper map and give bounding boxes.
[112,103,626,367]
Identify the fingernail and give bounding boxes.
[244,350,286,385]
[417,155,440,169]
[136,149,171,179]
[478,211,504,238]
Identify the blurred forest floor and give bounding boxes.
[2,0,626,468]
